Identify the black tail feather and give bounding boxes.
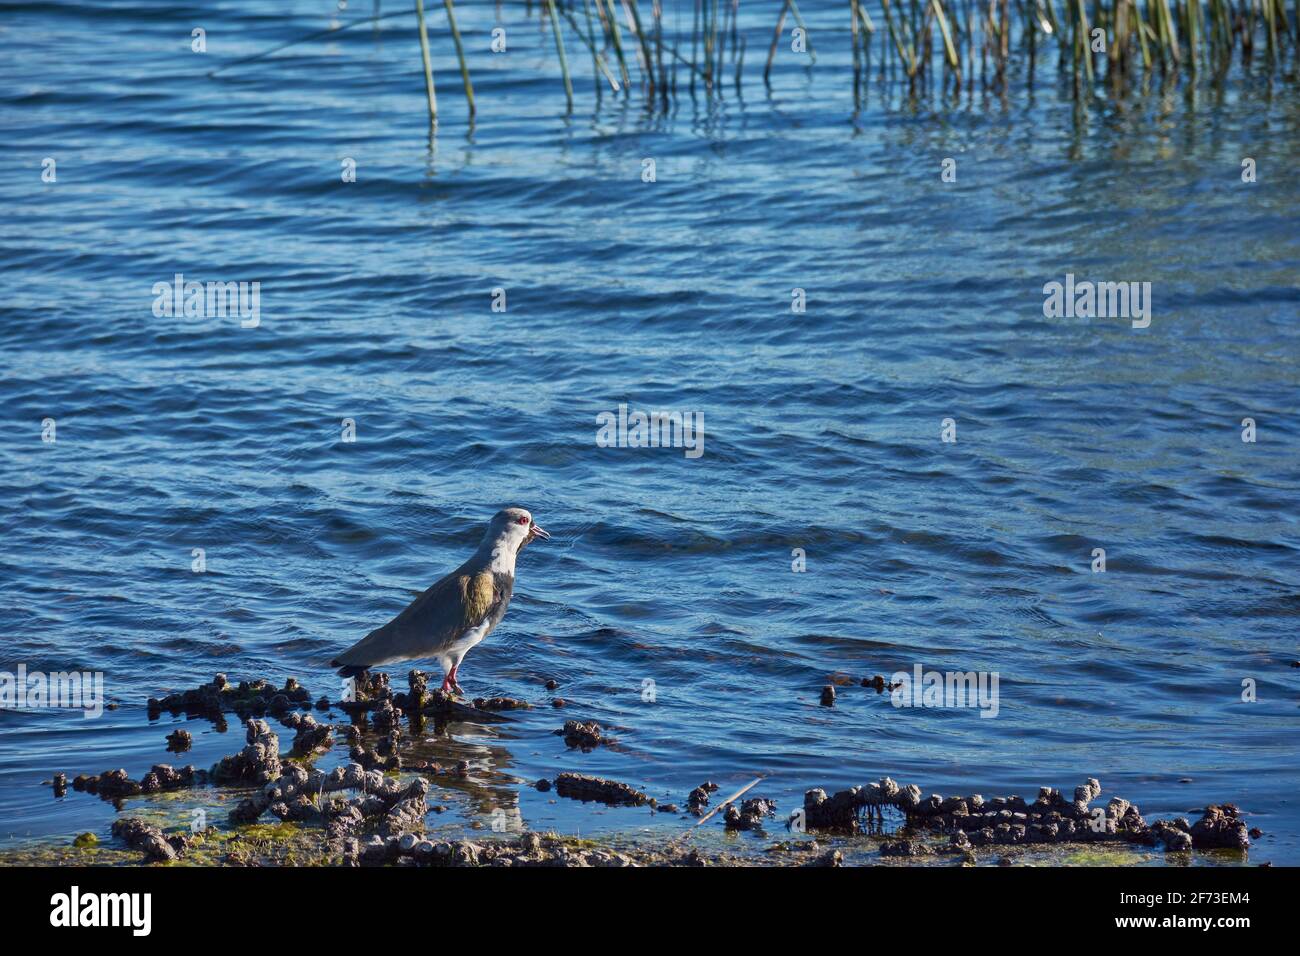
[331,660,369,679]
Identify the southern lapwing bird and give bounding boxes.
[331,507,549,694]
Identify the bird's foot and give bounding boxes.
[450,681,465,697]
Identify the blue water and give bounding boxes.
[2,0,1298,863]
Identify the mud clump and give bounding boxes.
[860,675,902,692]
[688,781,720,815]
[365,831,645,868]
[554,772,650,807]
[353,671,517,727]
[800,776,1253,855]
[558,719,605,751]
[147,674,312,722]
[283,712,334,757]
[371,698,403,734]
[111,818,192,864]
[356,831,758,868]
[379,778,431,837]
[392,671,428,713]
[1188,805,1250,850]
[209,719,282,785]
[880,839,932,857]
[804,785,870,831]
[724,797,778,832]
[165,729,193,753]
[337,671,395,718]
[473,696,530,711]
[140,764,202,794]
[348,700,401,771]
[70,764,203,803]
[230,761,431,844]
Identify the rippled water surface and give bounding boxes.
[2,0,1298,862]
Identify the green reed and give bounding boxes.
[222,1,1298,124]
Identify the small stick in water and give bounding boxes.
[670,776,763,844]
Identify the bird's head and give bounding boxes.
[486,506,550,554]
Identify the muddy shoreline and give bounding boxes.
[3,672,1260,868]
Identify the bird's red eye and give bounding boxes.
[517,516,529,525]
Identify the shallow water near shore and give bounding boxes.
[1,1,1298,863]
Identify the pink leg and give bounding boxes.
[447,664,464,694]
[440,672,454,693]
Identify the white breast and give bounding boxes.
[441,619,493,672]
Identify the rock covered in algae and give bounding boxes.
[351,831,649,868]
[229,761,433,843]
[110,818,191,863]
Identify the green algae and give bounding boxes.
[1058,846,1156,866]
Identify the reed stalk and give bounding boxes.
[224,0,1300,125]
[882,0,919,76]
[1076,0,1095,82]
[442,0,475,117]
[581,0,603,91]
[414,0,438,123]
[857,1,878,33]
[545,0,575,108]
[933,0,962,68]
[1133,0,1152,71]
[691,0,701,90]
[559,1,623,89]
[765,0,790,81]
[786,0,819,62]
[624,0,659,94]
[603,0,633,88]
